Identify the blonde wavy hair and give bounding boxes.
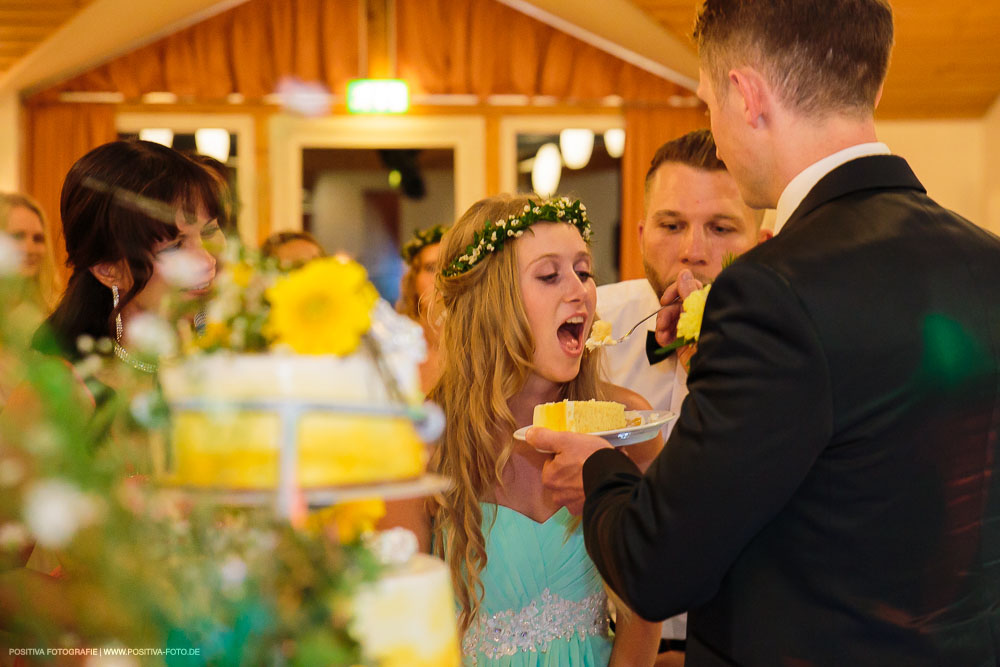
[428,193,608,634]
[0,192,60,310]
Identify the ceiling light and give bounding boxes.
[195,128,231,163]
[604,128,626,158]
[138,128,174,147]
[531,143,562,198]
[559,129,595,169]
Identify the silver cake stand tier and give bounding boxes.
[164,474,452,507]
[166,397,447,519]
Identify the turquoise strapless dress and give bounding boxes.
[460,503,612,666]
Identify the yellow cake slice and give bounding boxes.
[532,399,626,433]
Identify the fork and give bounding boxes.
[610,295,681,344]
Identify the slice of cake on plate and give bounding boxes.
[532,399,626,433]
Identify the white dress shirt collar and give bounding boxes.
[773,142,891,235]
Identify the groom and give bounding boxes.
[530,0,1000,665]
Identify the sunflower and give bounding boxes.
[264,257,378,355]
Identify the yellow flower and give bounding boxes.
[307,498,386,543]
[196,321,230,350]
[264,257,378,355]
[230,261,254,288]
[676,285,711,342]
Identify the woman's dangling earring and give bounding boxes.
[112,284,123,342]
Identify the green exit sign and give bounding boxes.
[347,79,409,113]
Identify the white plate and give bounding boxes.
[514,410,677,452]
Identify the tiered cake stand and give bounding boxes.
[166,397,449,518]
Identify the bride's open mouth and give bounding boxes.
[556,314,587,356]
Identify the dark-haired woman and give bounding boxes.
[38,139,225,367]
[0,140,226,634]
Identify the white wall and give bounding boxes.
[875,119,986,227]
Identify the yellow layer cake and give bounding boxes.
[532,399,626,433]
[351,553,461,666]
[158,353,427,489]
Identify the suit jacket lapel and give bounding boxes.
[783,155,926,233]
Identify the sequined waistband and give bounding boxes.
[462,589,609,661]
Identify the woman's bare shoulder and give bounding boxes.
[601,382,652,411]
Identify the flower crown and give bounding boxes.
[441,197,591,277]
[400,224,448,263]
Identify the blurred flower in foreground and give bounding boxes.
[125,312,177,359]
[307,499,386,543]
[158,248,212,289]
[23,479,103,548]
[275,76,333,117]
[0,231,23,276]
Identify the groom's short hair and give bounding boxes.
[693,0,893,116]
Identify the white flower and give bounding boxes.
[156,249,213,289]
[507,230,514,237]
[219,554,248,589]
[498,220,506,228]
[124,312,177,359]
[76,335,95,354]
[486,244,494,251]
[23,480,103,548]
[0,522,29,551]
[0,232,23,277]
[557,209,565,217]
[580,203,587,211]
[523,205,530,212]
[275,76,333,117]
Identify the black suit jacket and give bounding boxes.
[582,155,1000,666]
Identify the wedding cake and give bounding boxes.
[157,254,433,490]
[352,529,461,666]
[159,348,427,488]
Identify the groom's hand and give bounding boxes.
[529,427,612,515]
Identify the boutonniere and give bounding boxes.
[655,252,735,357]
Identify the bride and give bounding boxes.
[391,193,663,665]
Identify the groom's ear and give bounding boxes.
[729,67,768,129]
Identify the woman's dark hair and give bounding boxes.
[39,139,222,358]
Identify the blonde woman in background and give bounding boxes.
[391,194,662,666]
[397,224,447,393]
[0,193,59,406]
[0,192,59,315]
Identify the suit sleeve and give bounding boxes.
[582,261,834,621]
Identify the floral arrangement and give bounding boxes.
[0,235,399,663]
[400,224,448,264]
[441,197,590,277]
[191,242,378,357]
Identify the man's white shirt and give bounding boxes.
[596,279,679,419]
[596,278,687,641]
